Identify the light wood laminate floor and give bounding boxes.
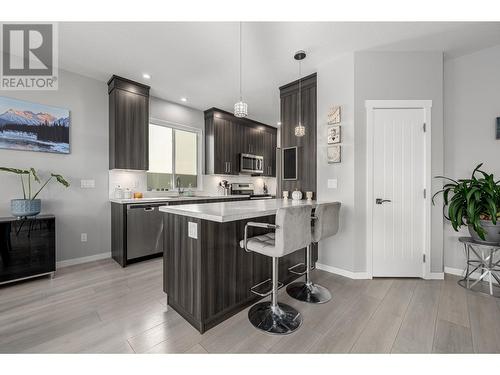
[1,257,500,354]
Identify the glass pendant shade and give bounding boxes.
[234,100,248,118]
[294,123,305,137]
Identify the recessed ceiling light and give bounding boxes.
[277,122,282,126]
[181,97,187,102]
[142,73,151,80]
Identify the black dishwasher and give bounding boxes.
[126,204,164,261]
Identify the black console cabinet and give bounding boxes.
[0,215,55,284]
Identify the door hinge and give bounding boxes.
[423,123,426,132]
[423,254,426,263]
[423,189,427,199]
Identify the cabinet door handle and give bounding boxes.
[376,198,392,205]
[228,162,231,173]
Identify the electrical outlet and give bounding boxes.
[80,179,95,189]
[188,222,198,239]
[328,179,338,189]
[81,233,88,242]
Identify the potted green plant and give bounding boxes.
[432,163,500,244]
[0,167,70,218]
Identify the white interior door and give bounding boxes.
[372,108,425,277]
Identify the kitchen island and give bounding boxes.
[159,199,323,333]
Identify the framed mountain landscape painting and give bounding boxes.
[0,96,70,154]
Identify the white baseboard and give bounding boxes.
[444,266,464,277]
[427,272,445,280]
[56,252,111,268]
[316,263,371,279]
[445,266,498,285]
[317,263,445,280]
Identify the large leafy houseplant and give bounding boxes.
[0,167,69,217]
[432,163,500,242]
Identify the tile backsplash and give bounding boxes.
[109,170,276,199]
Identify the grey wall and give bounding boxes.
[150,97,204,130]
[354,51,444,273]
[316,54,356,272]
[443,45,500,270]
[0,69,109,262]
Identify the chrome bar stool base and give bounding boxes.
[286,281,332,304]
[248,301,302,335]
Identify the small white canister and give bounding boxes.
[292,189,303,200]
[114,185,124,199]
[123,188,133,199]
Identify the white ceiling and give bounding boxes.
[59,22,500,125]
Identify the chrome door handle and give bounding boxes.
[376,198,392,205]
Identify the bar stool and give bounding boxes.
[240,205,312,335]
[286,202,341,304]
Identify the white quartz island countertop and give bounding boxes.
[110,195,249,204]
[159,198,325,223]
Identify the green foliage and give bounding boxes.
[0,167,30,175]
[51,173,70,188]
[0,166,70,200]
[432,163,500,240]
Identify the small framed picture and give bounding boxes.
[328,106,341,125]
[327,125,341,144]
[327,145,341,164]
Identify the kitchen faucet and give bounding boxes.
[176,176,184,195]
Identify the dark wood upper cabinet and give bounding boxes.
[108,75,150,170]
[204,108,277,177]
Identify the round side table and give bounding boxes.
[458,237,500,298]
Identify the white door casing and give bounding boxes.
[366,100,432,279]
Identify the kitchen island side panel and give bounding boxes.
[163,212,306,333]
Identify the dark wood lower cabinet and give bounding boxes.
[0,215,55,284]
[163,212,317,333]
[112,197,250,267]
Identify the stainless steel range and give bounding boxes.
[231,183,273,200]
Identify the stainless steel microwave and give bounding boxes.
[240,153,264,174]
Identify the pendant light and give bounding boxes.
[234,22,248,118]
[294,50,306,137]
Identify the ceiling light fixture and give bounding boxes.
[142,73,151,80]
[234,22,248,118]
[181,97,187,102]
[294,50,306,137]
[277,122,282,126]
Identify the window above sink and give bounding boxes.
[147,120,201,191]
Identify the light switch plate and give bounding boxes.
[81,179,95,189]
[81,233,88,242]
[328,179,338,189]
[188,222,198,239]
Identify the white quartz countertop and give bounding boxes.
[110,195,250,204]
[159,198,327,223]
